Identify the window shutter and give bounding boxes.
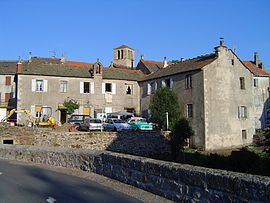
[80,82,84,93]
[30,105,35,117]
[154,82,157,92]
[102,83,105,94]
[31,79,36,92]
[43,80,48,92]
[112,83,116,94]
[170,78,173,88]
[162,80,166,87]
[147,83,151,95]
[90,82,94,94]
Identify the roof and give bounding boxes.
[140,53,217,81]
[114,45,134,50]
[136,59,174,74]
[0,61,18,74]
[64,61,94,68]
[102,67,144,81]
[16,59,143,81]
[242,61,269,76]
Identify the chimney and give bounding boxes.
[254,52,261,66]
[29,52,32,63]
[163,57,168,68]
[17,62,22,73]
[140,54,144,60]
[218,37,225,46]
[60,54,65,63]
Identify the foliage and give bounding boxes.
[173,147,270,177]
[63,99,80,114]
[149,87,181,130]
[171,118,194,158]
[169,60,180,63]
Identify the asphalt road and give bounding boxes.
[0,160,145,203]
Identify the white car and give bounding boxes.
[104,118,132,131]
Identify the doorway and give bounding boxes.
[60,110,67,124]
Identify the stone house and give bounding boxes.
[139,40,262,150]
[242,53,270,129]
[14,55,142,125]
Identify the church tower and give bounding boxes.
[113,45,135,69]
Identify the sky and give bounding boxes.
[0,0,270,69]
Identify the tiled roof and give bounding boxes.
[140,53,217,81]
[114,45,134,50]
[64,61,94,68]
[242,61,269,76]
[0,61,18,74]
[17,59,143,81]
[102,67,144,81]
[136,59,174,74]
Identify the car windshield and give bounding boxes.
[139,118,147,122]
[113,119,125,123]
[90,119,101,123]
[69,115,84,121]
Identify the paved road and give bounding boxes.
[0,160,145,203]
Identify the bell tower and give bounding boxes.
[113,45,135,69]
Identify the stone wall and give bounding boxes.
[0,144,269,202]
[0,126,171,157]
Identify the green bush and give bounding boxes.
[171,117,193,158]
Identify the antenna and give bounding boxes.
[49,50,56,58]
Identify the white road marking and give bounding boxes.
[46,196,56,203]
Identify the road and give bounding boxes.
[0,159,168,203]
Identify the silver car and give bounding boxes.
[78,118,103,131]
[104,118,132,131]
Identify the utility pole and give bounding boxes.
[166,112,169,131]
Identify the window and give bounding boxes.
[32,79,47,92]
[60,81,67,93]
[231,59,234,66]
[84,82,90,93]
[36,80,44,91]
[254,79,258,87]
[187,104,193,118]
[238,106,247,118]
[185,74,192,89]
[5,76,11,86]
[105,83,112,92]
[242,130,247,139]
[5,93,10,102]
[118,50,121,59]
[165,79,171,88]
[150,82,156,94]
[126,84,133,95]
[80,81,94,94]
[255,98,260,107]
[35,105,42,118]
[240,77,245,89]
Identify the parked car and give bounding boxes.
[127,117,153,131]
[68,115,91,126]
[104,118,132,131]
[78,118,103,131]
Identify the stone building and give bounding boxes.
[1,42,269,150]
[242,52,270,129]
[14,56,142,125]
[139,40,261,150]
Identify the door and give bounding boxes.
[60,110,67,124]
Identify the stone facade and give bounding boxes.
[113,45,135,69]
[140,42,261,150]
[16,74,140,125]
[0,145,269,202]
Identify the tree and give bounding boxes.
[169,60,180,64]
[171,117,194,158]
[149,87,181,130]
[63,99,80,114]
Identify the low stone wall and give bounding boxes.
[0,126,171,157]
[0,144,269,202]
